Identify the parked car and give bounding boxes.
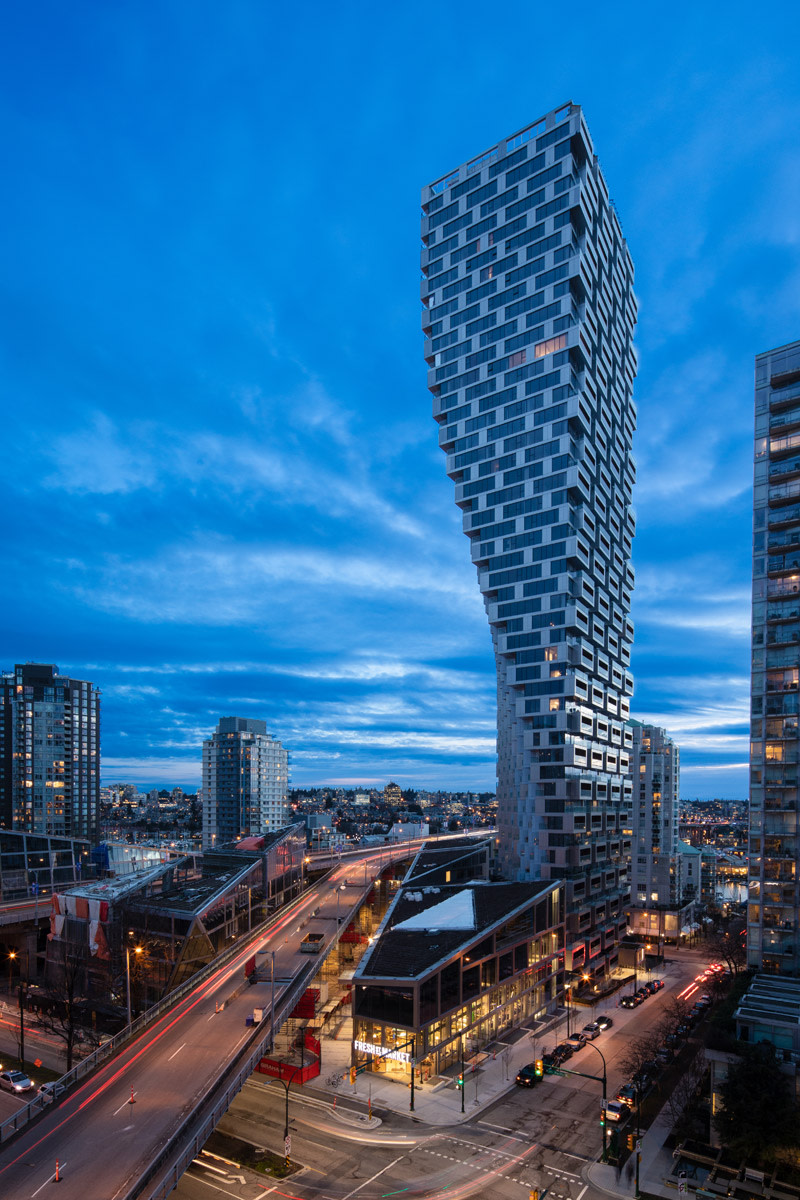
[596,1015,614,1030]
[620,995,640,1009]
[554,1042,574,1063]
[655,1047,674,1066]
[635,988,650,1001]
[698,994,712,1005]
[646,979,664,993]
[541,1052,559,1073]
[675,1022,692,1038]
[0,1070,33,1094]
[617,1084,638,1107]
[603,1100,626,1122]
[515,1063,540,1087]
[632,1066,655,1089]
[582,1022,602,1039]
[38,1081,68,1103]
[664,1033,681,1048]
[565,1033,586,1050]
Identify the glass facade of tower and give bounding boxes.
[0,663,100,841]
[202,716,290,849]
[750,337,800,976]
[422,102,637,977]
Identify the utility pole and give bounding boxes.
[18,984,25,1070]
[270,950,276,1052]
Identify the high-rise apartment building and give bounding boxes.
[627,722,692,943]
[202,717,289,848]
[423,102,637,979]
[0,662,100,841]
[750,337,800,976]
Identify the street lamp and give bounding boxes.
[126,944,143,1027]
[583,1040,609,1160]
[8,950,16,994]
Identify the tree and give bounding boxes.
[618,1031,661,1080]
[665,1053,707,1141]
[706,925,747,975]
[714,1042,799,1163]
[36,939,101,1072]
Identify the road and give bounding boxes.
[170,945,716,1200]
[0,853,394,1200]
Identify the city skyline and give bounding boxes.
[3,5,800,796]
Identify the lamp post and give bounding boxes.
[278,1062,305,1166]
[635,1081,642,1198]
[126,944,143,1027]
[269,950,276,1052]
[583,1040,608,1160]
[7,949,16,994]
[460,1035,465,1114]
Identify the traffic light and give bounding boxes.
[456,1074,464,1089]
[627,1133,635,1151]
[349,1065,357,1084]
[534,1060,544,1078]
[600,1109,606,1127]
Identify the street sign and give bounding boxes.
[34,1058,42,1068]
[636,1137,642,1152]
[678,1183,686,1195]
[284,1136,291,1156]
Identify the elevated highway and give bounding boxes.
[0,843,416,1199]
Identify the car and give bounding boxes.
[655,1048,674,1065]
[0,1070,33,1094]
[676,1022,692,1038]
[646,979,665,992]
[617,1084,638,1107]
[698,994,712,1004]
[620,994,640,1008]
[541,1052,560,1073]
[38,1081,67,1103]
[583,1022,602,1039]
[632,1066,655,1089]
[554,1042,574,1063]
[565,1033,586,1050]
[596,1015,613,1030]
[603,1100,626,1122]
[515,1062,541,1087]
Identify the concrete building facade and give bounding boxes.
[750,338,800,975]
[0,663,100,841]
[202,717,289,849]
[626,721,693,942]
[423,101,636,979]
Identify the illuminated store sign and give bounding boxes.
[354,1039,412,1064]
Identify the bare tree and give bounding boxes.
[706,926,747,976]
[35,939,100,1072]
[664,1053,707,1140]
[656,995,690,1042]
[618,1031,661,1079]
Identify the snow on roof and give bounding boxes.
[393,889,476,932]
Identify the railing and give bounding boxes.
[122,959,320,1200]
[0,879,321,1146]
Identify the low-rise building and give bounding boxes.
[352,857,564,1083]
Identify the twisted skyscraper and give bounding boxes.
[422,102,637,979]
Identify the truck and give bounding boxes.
[300,932,325,954]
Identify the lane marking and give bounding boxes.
[576,1186,588,1200]
[479,1120,515,1133]
[342,1155,406,1200]
[113,1093,135,1115]
[31,1162,67,1197]
[168,1042,186,1061]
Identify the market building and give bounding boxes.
[352,863,564,1082]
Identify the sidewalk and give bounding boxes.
[295,957,694,1198]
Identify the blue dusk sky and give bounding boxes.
[2,2,799,797]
